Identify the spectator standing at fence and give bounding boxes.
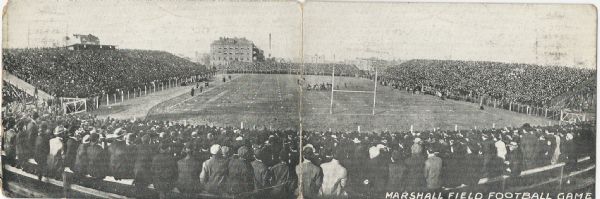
[252,148,272,197]
[63,130,81,173]
[151,143,178,199]
[481,133,496,176]
[520,124,538,170]
[404,145,426,191]
[133,134,155,198]
[47,128,65,179]
[296,147,323,199]
[26,113,40,150]
[3,129,17,166]
[387,150,407,191]
[87,133,109,180]
[200,144,228,194]
[190,88,195,97]
[176,142,201,194]
[495,135,507,160]
[108,132,135,180]
[34,126,51,180]
[506,141,523,185]
[320,148,348,197]
[226,146,254,196]
[365,144,388,194]
[270,149,294,199]
[16,117,32,168]
[73,135,90,179]
[424,149,442,192]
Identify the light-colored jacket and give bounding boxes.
[424,155,442,190]
[320,159,347,196]
[495,140,507,160]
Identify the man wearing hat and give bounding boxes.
[226,146,254,196]
[320,148,347,197]
[46,127,63,179]
[151,143,178,199]
[108,131,135,180]
[176,142,201,194]
[506,141,523,185]
[404,142,426,191]
[86,133,109,180]
[251,147,272,197]
[386,150,407,191]
[199,144,228,194]
[271,149,293,199]
[424,148,442,192]
[296,147,323,199]
[3,128,18,166]
[133,134,155,198]
[520,123,538,169]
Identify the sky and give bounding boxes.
[2,0,597,68]
[3,0,302,60]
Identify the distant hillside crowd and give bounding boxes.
[219,61,363,77]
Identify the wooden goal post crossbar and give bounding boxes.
[329,65,377,115]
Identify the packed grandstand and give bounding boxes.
[1,47,596,199]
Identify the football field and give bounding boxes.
[140,74,552,132]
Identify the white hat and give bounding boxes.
[82,134,91,143]
[303,144,315,152]
[210,144,222,155]
[368,146,381,159]
[54,126,65,135]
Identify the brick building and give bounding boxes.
[210,37,263,66]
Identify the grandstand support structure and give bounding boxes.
[329,66,377,115]
[61,97,87,115]
[560,110,587,123]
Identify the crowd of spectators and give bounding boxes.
[380,59,596,111]
[219,61,363,77]
[3,48,210,98]
[2,99,594,198]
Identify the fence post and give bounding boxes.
[509,102,512,111]
[501,177,506,191]
[558,165,564,190]
[121,91,124,102]
[145,86,147,95]
[545,109,548,118]
[410,125,413,133]
[106,94,109,105]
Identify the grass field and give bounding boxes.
[137,74,553,132]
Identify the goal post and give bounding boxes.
[329,65,377,115]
